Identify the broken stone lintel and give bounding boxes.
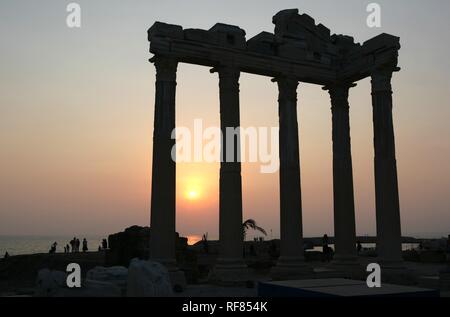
[208,23,247,50]
[148,22,183,41]
[362,33,401,55]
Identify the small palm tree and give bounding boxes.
[202,232,209,254]
[242,219,267,241]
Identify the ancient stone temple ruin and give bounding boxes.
[147,9,402,281]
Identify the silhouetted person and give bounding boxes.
[322,234,331,262]
[4,251,9,259]
[98,245,102,251]
[322,234,329,247]
[102,239,108,250]
[75,238,80,252]
[82,238,88,252]
[49,242,57,254]
[66,244,70,253]
[70,238,76,252]
[357,241,362,254]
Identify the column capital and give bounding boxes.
[272,75,298,86]
[323,82,356,89]
[371,67,399,93]
[211,65,240,77]
[273,76,298,102]
[211,65,240,92]
[218,66,240,82]
[151,55,178,82]
[323,83,356,109]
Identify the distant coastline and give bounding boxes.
[0,235,105,257]
[1,233,448,257]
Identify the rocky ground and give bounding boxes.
[0,251,106,295]
[1,250,449,297]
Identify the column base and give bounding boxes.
[208,258,250,286]
[377,258,404,268]
[439,268,450,291]
[328,255,364,279]
[270,256,313,281]
[374,259,416,285]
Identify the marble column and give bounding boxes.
[326,84,358,265]
[272,77,311,279]
[149,56,178,268]
[371,68,403,265]
[211,66,247,282]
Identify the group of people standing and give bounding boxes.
[62,237,88,253]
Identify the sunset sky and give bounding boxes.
[0,0,449,240]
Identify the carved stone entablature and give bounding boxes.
[273,9,330,41]
[340,33,400,83]
[247,32,278,56]
[272,9,337,66]
[184,29,218,46]
[209,23,246,50]
[147,9,400,85]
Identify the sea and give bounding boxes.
[311,243,420,252]
[0,234,208,257]
[0,235,428,258]
[0,235,106,257]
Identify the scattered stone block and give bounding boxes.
[34,268,121,297]
[127,258,173,297]
[86,266,128,290]
[34,269,66,297]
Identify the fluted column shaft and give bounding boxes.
[217,66,245,265]
[149,56,178,266]
[371,69,403,264]
[328,84,357,262]
[277,77,305,264]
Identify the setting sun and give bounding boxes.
[186,189,200,200]
[178,165,217,204]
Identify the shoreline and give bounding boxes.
[1,235,440,258]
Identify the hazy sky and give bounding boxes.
[0,0,449,239]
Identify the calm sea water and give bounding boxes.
[311,243,420,252]
[0,235,106,257]
[0,234,436,258]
